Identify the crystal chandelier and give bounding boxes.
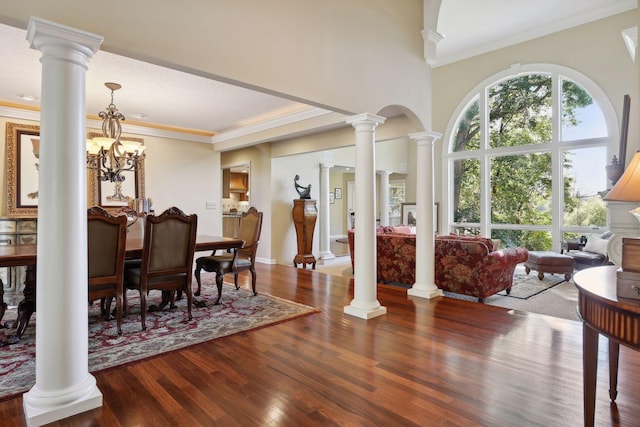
[86,82,146,183]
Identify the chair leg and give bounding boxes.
[122,290,128,316]
[234,272,240,290]
[185,284,193,321]
[214,270,224,305]
[250,267,257,296]
[103,296,114,321]
[194,264,203,296]
[116,294,123,336]
[139,289,147,331]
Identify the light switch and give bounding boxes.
[206,201,216,209]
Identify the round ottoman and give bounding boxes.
[524,251,574,281]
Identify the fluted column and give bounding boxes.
[407,131,443,299]
[23,17,103,426]
[319,162,335,261]
[378,170,392,226]
[344,113,387,319]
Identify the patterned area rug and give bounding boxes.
[0,274,318,400]
[498,273,567,299]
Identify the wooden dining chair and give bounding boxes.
[88,206,128,336]
[194,207,263,304]
[124,206,197,331]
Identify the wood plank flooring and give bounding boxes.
[1,264,640,426]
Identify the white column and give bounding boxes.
[23,18,103,426]
[408,131,444,299]
[319,162,335,262]
[378,170,392,226]
[344,113,387,319]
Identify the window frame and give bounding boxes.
[441,64,618,250]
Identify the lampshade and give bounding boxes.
[86,139,101,155]
[604,150,640,202]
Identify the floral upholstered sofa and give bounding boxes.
[347,229,529,302]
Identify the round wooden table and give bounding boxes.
[573,265,640,427]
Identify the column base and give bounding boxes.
[408,286,444,299]
[343,304,387,319]
[319,251,335,261]
[23,376,102,427]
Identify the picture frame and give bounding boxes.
[401,202,440,233]
[6,122,41,218]
[334,188,342,199]
[6,124,147,216]
[329,193,335,204]
[87,132,145,210]
[401,202,416,226]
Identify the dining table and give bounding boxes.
[0,234,244,343]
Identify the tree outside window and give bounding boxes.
[448,69,610,250]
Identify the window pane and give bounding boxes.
[489,74,552,148]
[389,181,405,218]
[452,97,480,152]
[491,153,552,226]
[453,158,480,223]
[561,79,607,141]
[563,147,607,227]
[452,226,479,236]
[492,229,552,251]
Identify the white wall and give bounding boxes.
[141,134,220,235]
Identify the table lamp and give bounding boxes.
[603,150,640,298]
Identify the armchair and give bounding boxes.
[87,206,127,335]
[124,207,198,331]
[194,207,262,304]
[434,235,529,302]
[561,232,612,270]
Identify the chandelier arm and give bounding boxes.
[89,82,144,184]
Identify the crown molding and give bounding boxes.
[211,107,336,144]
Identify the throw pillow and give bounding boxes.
[392,226,413,234]
[584,236,608,255]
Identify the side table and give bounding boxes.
[573,265,640,427]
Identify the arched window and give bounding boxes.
[443,64,617,251]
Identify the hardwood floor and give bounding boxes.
[1,264,640,426]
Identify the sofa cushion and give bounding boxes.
[392,226,413,234]
[584,236,608,255]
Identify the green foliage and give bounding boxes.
[564,197,606,227]
[492,229,552,251]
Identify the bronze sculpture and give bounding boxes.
[294,174,311,199]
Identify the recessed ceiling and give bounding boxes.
[0,22,320,139]
[435,0,636,66]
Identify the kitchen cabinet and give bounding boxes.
[223,215,241,237]
[222,168,230,199]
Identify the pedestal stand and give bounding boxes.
[292,199,317,269]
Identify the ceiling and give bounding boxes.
[435,0,636,66]
[0,1,635,145]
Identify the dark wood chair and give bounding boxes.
[88,206,128,335]
[124,206,197,331]
[194,207,263,304]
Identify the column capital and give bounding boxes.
[377,170,392,177]
[28,17,103,57]
[345,113,387,129]
[409,131,442,146]
[320,162,334,170]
